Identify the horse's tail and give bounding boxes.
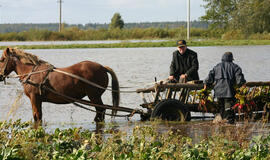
[104,66,120,116]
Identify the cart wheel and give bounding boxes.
[151,99,191,121]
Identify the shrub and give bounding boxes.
[221,30,246,40]
[249,32,270,40]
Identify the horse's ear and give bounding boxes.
[3,47,11,58]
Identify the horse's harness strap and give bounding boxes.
[21,65,38,84]
[38,65,55,95]
[22,64,55,95]
[42,85,137,118]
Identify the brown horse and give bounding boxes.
[0,47,119,123]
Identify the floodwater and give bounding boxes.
[0,45,269,138]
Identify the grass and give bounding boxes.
[0,39,270,50]
[1,119,270,159]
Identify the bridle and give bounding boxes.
[0,53,55,87]
[0,55,10,84]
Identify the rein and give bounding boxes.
[53,69,137,93]
[1,50,137,93]
[6,67,136,93]
[7,68,53,79]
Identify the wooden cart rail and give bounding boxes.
[136,81,270,94]
[136,83,204,93]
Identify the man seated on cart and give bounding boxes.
[168,40,199,83]
[204,52,246,124]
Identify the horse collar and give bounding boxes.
[21,65,54,96]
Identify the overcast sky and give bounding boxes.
[0,0,206,24]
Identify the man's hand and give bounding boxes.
[180,74,187,79]
[168,76,177,83]
[204,84,207,90]
[169,76,174,80]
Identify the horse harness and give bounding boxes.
[21,64,55,95]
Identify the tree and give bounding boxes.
[200,0,270,34]
[109,13,124,29]
[200,0,238,30]
[230,0,270,33]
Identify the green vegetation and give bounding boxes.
[0,27,208,41]
[1,119,270,159]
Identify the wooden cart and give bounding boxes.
[136,80,270,121]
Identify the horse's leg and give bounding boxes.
[89,97,105,122]
[29,94,42,125]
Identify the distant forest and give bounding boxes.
[0,21,208,33]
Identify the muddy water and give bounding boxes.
[0,45,269,137]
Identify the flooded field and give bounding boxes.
[0,45,269,137]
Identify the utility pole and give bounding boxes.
[0,5,2,24]
[187,0,190,40]
[58,0,62,32]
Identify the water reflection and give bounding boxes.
[148,120,270,144]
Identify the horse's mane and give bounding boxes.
[9,48,49,65]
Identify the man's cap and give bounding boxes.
[176,40,186,47]
[225,52,234,60]
[222,51,234,62]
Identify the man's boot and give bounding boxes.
[224,108,235,124]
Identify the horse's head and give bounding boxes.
[0,48,15,81]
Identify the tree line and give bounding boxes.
[0,21,208,33]
[0,13,211,41]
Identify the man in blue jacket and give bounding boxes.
[204,52,246,124]
[169,40,199,82]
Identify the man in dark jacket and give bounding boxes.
[204,52,246,124]
[169,40,199,82]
